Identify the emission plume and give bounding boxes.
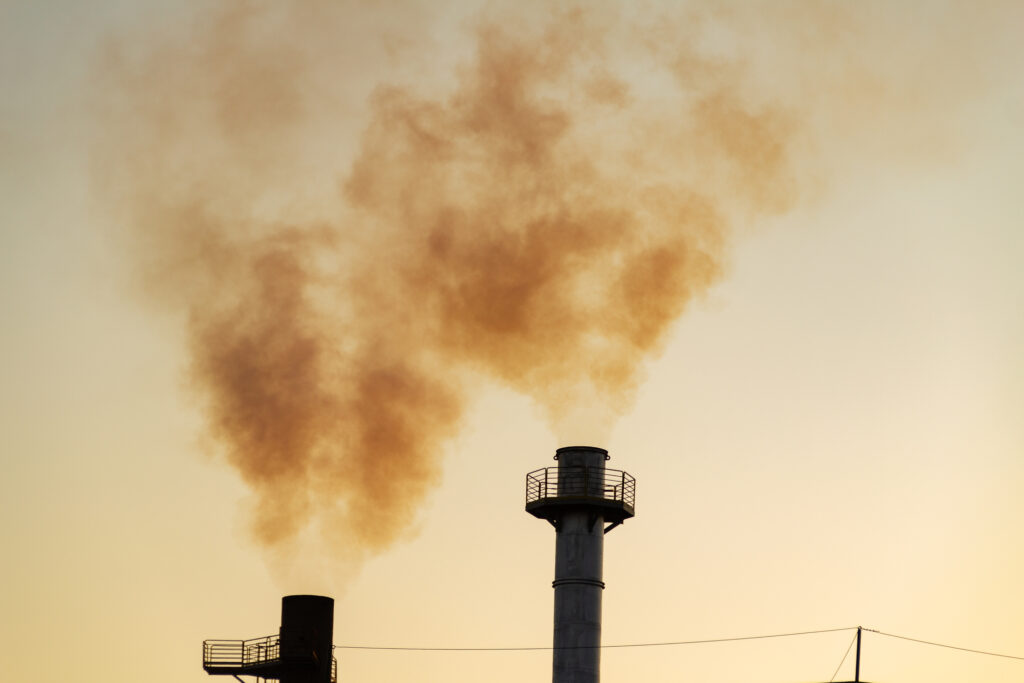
[91,0,1011,578]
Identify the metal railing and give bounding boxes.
[525,466,635,509]
[203,636,338,682]
[204,635,281,669]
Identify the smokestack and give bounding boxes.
[203,595,336,683]
[526,446,636,683]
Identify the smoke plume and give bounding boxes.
[91,0,1011,577]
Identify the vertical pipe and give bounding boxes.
[551,447,607,683]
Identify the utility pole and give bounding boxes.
[855,626,862,683]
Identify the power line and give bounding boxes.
[334,626,856,652]
[335,626,1024,665]
[868,628,1024,662]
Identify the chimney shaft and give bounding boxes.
[552,447,607,683]
[280,595,334,683]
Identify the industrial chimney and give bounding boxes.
[526,446,636,683]
[202,595,336,683]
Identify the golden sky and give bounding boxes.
[1,2,1022,682]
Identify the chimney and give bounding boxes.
[203,595,336,683]
[526,446,636,683]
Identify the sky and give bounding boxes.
[1,1,1023,682]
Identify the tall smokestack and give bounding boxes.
[526,446,636,683]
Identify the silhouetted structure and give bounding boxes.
[526,446,636,683]
[203,595,337,683]
[829,626,871,683]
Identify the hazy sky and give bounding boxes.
[2,2,1022,682]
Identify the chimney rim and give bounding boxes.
[282,594,335,604]
[554,445,610,461]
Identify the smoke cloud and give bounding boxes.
[91,0,1014,577]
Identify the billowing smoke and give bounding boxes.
[91,0,1011,576]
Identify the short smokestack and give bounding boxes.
[203,595,336,683]
[526,446,636,683]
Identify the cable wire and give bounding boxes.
[868,629,1024,662]
[829,629,859,682]
[334,626,857,652]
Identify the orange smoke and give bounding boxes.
[92,2,800,568]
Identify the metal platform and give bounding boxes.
[203,635,337,683]
[525,465,635,528]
